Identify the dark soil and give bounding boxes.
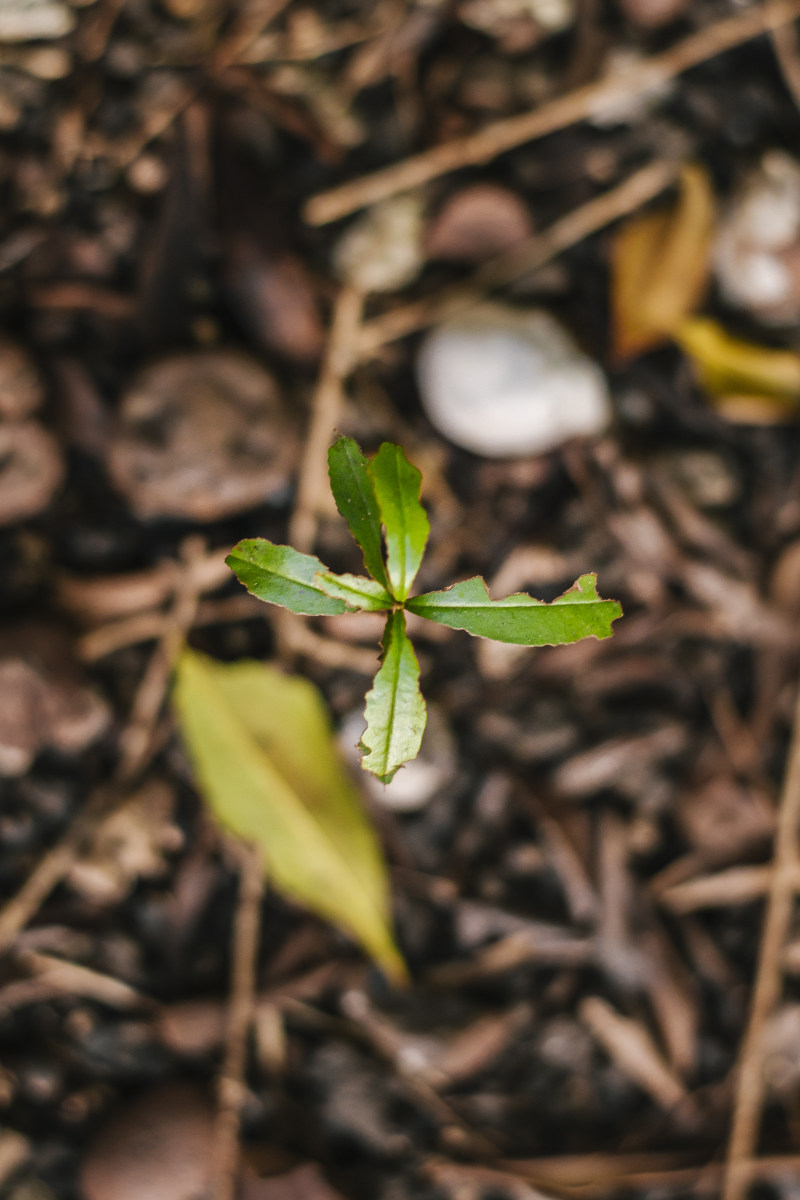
[3,2,800,1198]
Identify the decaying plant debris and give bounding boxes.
[6,2,800,1199]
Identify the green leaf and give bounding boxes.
[360,611,427,783]
[316,572,394,611]
[327,437,390,589]
[406,573,622,645]
[227,539,347,616]
[173,649,407,983]
[367,443,429,602]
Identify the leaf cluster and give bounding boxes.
[228,437,621,782]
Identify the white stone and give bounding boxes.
[0,0,75,41]
[416,304,611,458]
[334,194,425,294]
[714,151,800,325]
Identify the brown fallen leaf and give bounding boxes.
[611,164,714,361]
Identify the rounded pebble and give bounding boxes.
[714,151,800,326]
[425,184,532,263]
[416,304,611,457]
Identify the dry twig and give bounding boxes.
[357,159,679,352]
[213,843,264,1200]
[289,284,365,552]
[723,679,800,1200]
[658,865,800,914]
[305,0,800,226]
[579,996,693,1116]
[13,951,153,1011]
[487,1152,800,1196]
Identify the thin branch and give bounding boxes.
[304,0,800,226]
[358,158,679,353]
[289,284,365,554]
[723,679,800,1200]
[212,842,264,1200]
[14,950,154,1011]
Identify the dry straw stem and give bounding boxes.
[78,594,261,662]
[482,1152,800,1197]
[0,538,206,957]
[358,159,680,353]
[305,0,800,226]
[289,284,365,553]
[723,678,800,1200]
[279,284,371,671]
[213,841,264,1200]
[579,996,692,1115]
[13,950,153,1011]
[658,864,800,914]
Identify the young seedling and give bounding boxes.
[227,437,622,782]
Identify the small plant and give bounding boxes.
[228,437,622,782]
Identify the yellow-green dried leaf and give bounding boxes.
[173,649,406,983]
[677,317,800,417]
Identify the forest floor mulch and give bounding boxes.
[4,1,800,1198]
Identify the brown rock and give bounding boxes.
[714,152,800,327]
[80,1084,215,1200]
[425,185,532,263]
[0,422,63,524]
[108,351,298,521]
